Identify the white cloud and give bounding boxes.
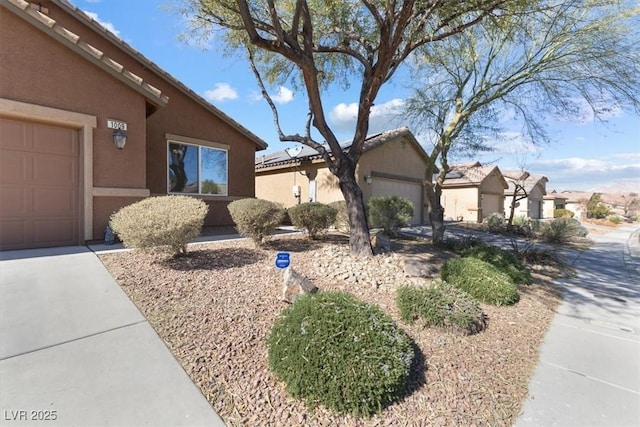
[527,153,640,191]
[84,11,120,37]
[204,83,238,102]
[272,86,294,104]
[329,98,405,134]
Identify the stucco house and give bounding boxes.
[440,162,508,223]
[502,171,548,219]
[543,190,569,218]
[560,191,594,219]
[0,0,267,250]
[255,127,430,225]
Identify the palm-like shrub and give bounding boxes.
[268,292,414,417]
[288,202,337,239]
[109,195,208,256]
[227,198,285,246]
[396,280,486,335]
[441,257,519,306]
[541,218,588,244]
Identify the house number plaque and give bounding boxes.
[107,119,127,131]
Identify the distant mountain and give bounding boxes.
[589,181,640,195]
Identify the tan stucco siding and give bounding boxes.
[256,163,343,207]
[442,187,481,222]
[358,138,427,183]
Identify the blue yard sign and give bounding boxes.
[275,252,291,269]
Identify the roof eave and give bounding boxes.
[49,0,268,151]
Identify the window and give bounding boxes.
[168,141,228,195]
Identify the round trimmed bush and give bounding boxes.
[267,292,414,416]
[227,198,285,246]
[441,257,519,306]
[461,244,532,285]
[329,200,349,232]
[109,195,208,256]
[367,196,413,235]
[396,280,487,335]
[287,202,337,239]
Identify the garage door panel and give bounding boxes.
[34,188,77,213]
[33,219,76,245]
[371,178,423,225]
[0,187,30,215]
[0,220,28,247]
[0,118,80,250]
[33,154,78,185]
[0,117,30,150]
[32,123,78,155]
[0,152,30,183]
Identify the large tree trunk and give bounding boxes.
[338,164,373,257]
[426,183,446,242]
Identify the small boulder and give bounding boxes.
[402,255,439,278]
[370,229,391,253]
[282,267,318,303]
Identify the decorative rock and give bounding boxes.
[402,255,439,278]
[282,267,318,303]
[371,229,391,253]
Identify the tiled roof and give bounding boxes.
[5,0,268,150]
[443,162,507,188]
[3,0,168,109]
[560,191,594,202]
[504,174,548,195]
[255,127,428,171]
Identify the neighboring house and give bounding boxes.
[0,0,267,250]
[542,190,569,219]
[440,162,508,223]
[561,191,594,219]
[502,171,548,219]
[255,127,430,225]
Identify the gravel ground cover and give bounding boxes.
[99,234,565,426]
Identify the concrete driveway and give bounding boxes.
[0,246,225,426]
[516,225,640,427]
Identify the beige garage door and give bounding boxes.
[482,194,502,219]
[0,117,80,250]
[371,177,423,225]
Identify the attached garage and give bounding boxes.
[481,194,503,220]
[371,176,423,224]
[0,117,81,250]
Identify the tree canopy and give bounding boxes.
[179,0,519,255]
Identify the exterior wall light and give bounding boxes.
[113,129,127,149]
[364,175,373,184]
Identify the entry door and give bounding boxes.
[0,117,80,250]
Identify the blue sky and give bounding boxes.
[78,0,639,192]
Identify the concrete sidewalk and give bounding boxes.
[516,225,640,427]
[0,246,225,426]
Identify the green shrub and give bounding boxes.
[109,195,208,256]
[554,208,574,218]
[485,213,506,233]
[396,280,486,335]
[267,292,414,417]
[541,218,588,244]
[461,244,532,285]
[367,196,413,235]
[440,257,519,306]
[329,200,349,232]
[227,198,285,246]
[288,202,337,239]
[512,215,529,227]
[435,234,484,254]
[607,214,622,224]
